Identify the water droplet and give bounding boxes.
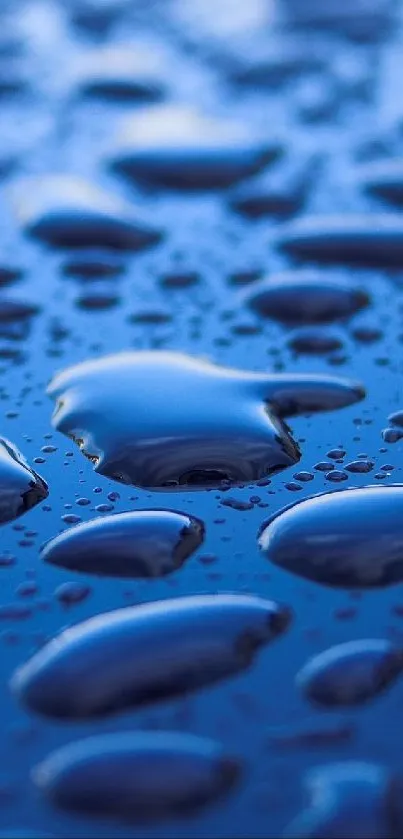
[75,46,166,103]
[284,761,401,837]
[229,153,319,218]
[11,176,162,250]
[246,273,368,324]
[109,105,278,190]
[0,438,48,525]
[55,582,91,605]
[47,351,364,490]
[11,594,291,719]
[267,719,355,750]
[287,327,343,355]
[388,410,403,428]
[345,459,374,473]
[33,731,240,822]
[259,486,403,588]
[62,250,126,279]
[297,639,403,708]
[42,509,205,578]
[277,215,403,266]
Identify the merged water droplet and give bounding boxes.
[0,438,48,525]
[47,351,364,490]
[109,105,279,190]
[277,215,403,266]
[11,594,291,719]
[297,639,403,708]
[259,486,403,588]
[33,732,240,823]
[283,762,402,839]
[11,176,162,250]
[358,158,403,206]
[41,509,205,578]
[245,273,368,325]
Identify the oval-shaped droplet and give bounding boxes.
[33,731,240,823]
[11,594,291,718]
[259,486,403,588]
[11,176,162,251]
[42,509,205,577]
[277,215,403,266]
[297,639,403,708]
[358,158,403,206]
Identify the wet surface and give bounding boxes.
[2,0,403,836]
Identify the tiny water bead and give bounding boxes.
[41,510,205,578]
[297,640,403,708]
[259,486,403,588]
[33,732,241,823]
[0,439,48,525]
[47,351,364,490]
[11,594,291,719]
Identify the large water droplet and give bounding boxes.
[11,594,291,719]
[259,486,403,588]
[109,105,279,190]
[47,351,364,490]
[41,509,205,577]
